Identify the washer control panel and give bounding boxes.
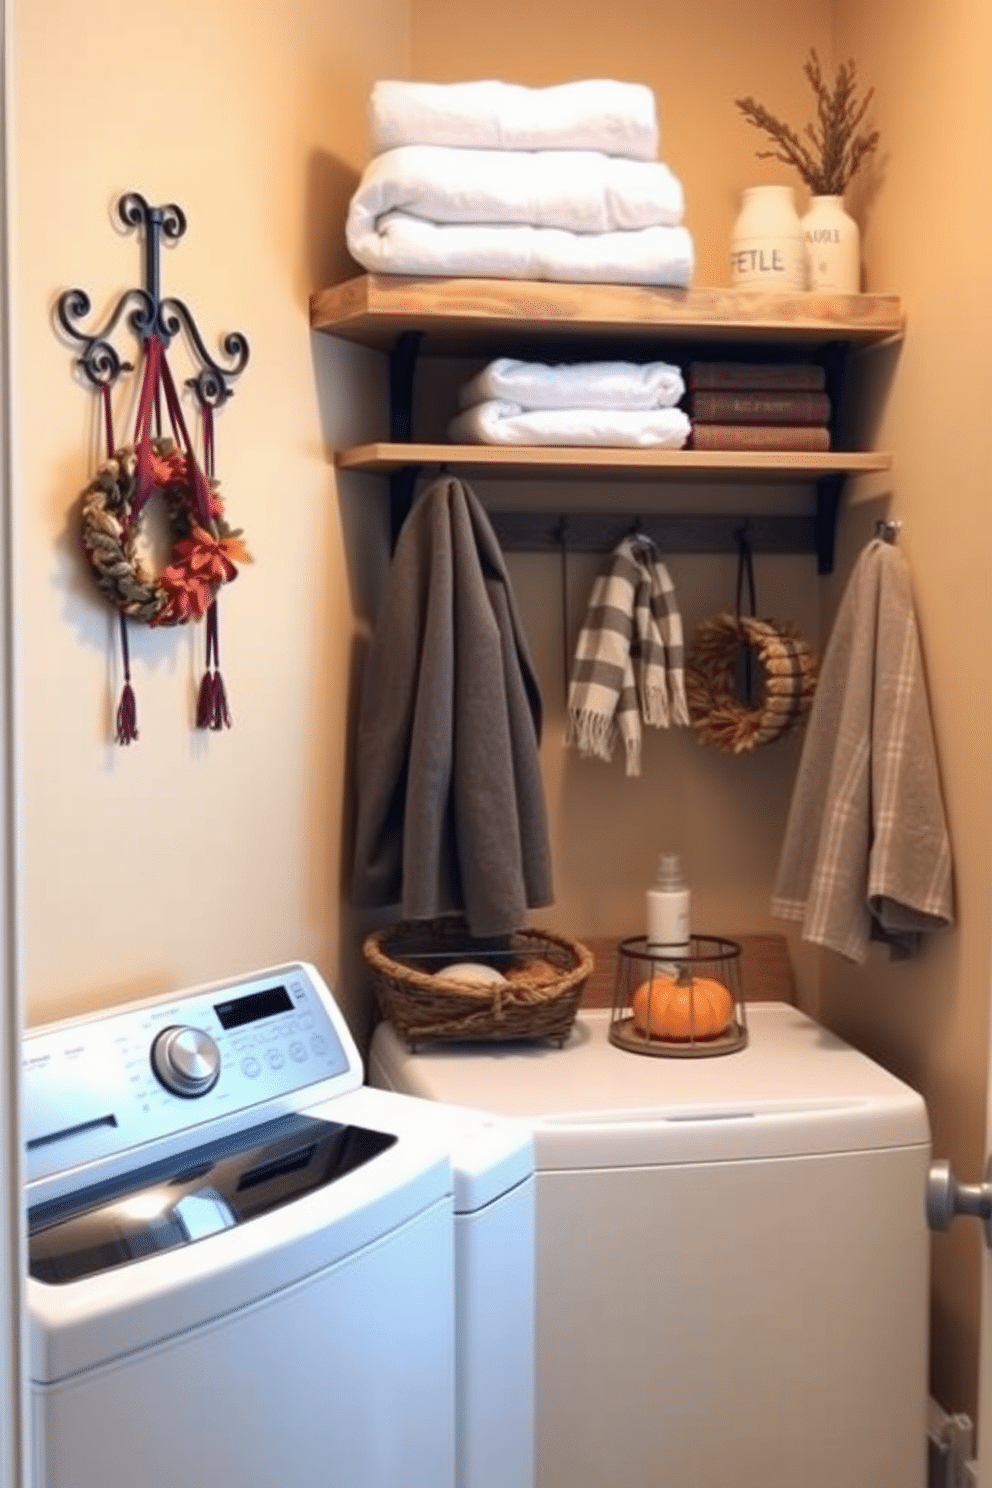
[23,962,361,1186]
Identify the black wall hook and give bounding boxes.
[56,190,249,407]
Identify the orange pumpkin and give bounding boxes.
[631,969,735,1041]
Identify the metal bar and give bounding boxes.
[487,509,817,557]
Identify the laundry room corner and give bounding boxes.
[8,0,992,1481]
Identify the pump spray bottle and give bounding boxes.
[646,854,691,973]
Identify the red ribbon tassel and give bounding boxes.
[101,383,139,746]
[115,611,138,745]
[197,600,232,732]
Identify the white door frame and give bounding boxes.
[0,0,28,1483]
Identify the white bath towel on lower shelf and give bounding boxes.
[448,400,692,447]
[369,78,659,161]
[458,357,685,411]
[348,213,694,286]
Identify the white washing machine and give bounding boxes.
[370,1001,931,1488]
[24,963,534,1488]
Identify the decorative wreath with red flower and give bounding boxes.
[79,435,252,627]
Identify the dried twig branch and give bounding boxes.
[735,50,880,195]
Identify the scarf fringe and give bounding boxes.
[669,688,690,729]
[567,707,617,762]
[623,731,642,778]
[641,681,671,729]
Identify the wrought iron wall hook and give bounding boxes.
[56,190,249,407]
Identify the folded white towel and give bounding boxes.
[346,146,685,245]
[369,78,659,160]
[458,357,685,411]
[347,212,694,287]
[448,400,691,448]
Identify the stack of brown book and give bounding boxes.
[687,362,831,452]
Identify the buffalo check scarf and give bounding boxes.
[567,533,689,776]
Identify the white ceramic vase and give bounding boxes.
[730,184,806,291]
[802,195,861,293]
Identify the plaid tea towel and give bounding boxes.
[566,533,689,776]
[772,538,953,960]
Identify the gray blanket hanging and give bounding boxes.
[352,475,554,939]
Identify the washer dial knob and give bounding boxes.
[151,1025,221,1097]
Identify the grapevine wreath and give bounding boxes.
[78,333,251,743]
[79,437,250,628]
[685,611,818,754]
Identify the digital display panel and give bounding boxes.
[213,985,294,1030]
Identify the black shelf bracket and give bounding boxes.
[56,190,250,407]
[814,472,845,574]
[388,330,422,544]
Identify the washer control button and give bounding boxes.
[151,1026,221,1097]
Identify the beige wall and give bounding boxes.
[412,0,832,290]
[829,0,992,1426]
[12,0,406,1037]
[12,0,991,1438]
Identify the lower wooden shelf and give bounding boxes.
[334,442,890,572]
[334,441,891,481]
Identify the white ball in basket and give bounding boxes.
[438,961,507,987]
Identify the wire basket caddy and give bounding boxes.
[610,934,748,1058]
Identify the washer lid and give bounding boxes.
[27,1112,396,1286]
[28,1088,455,1386]
[369,1004,930,1167]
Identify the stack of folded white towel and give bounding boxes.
[449,356,691,448]
[346,78,694,287]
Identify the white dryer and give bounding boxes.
[370,1001,931,1488]
[24,963,534,1488]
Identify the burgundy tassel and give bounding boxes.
[115,681,138,745]
[115,614,138,744]
[197,601,233,731]
[211,669,232,730]
[196,670,215,729]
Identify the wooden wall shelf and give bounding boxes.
[310,274,902,572]
[310,274,904,352]
[336,442,890,481]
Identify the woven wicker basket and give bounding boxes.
[363,916,593,1048]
